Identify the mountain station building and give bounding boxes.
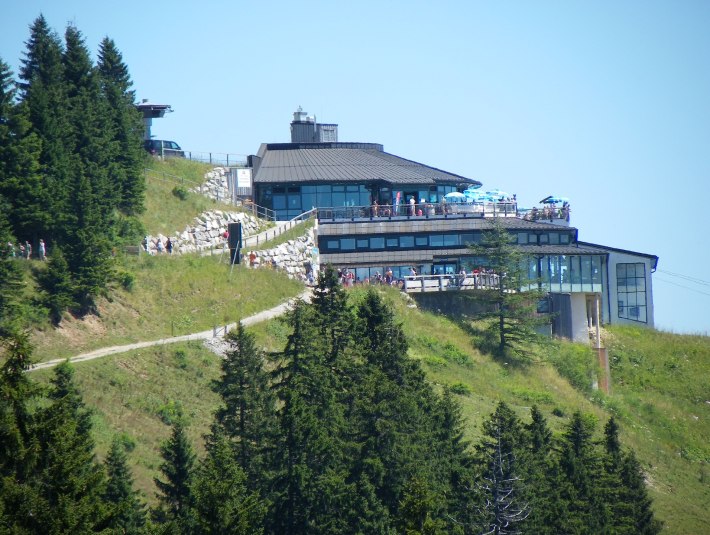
[246,109,658,342]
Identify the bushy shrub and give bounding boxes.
[172,185,189,200]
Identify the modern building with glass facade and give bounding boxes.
[247,111,658,341]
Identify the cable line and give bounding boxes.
[657,269,710,286]
[654,276,710,297]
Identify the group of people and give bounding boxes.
[4,239,46,261]
[143,236,173,255]
[525,202,571,222]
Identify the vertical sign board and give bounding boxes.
[227,222,242,265]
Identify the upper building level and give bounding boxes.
[290,106,338,143]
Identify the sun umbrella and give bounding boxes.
[444,191,466,202]
[486,189,510,201]
[540,195,569,204]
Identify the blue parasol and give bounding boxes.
[540,195,569,204]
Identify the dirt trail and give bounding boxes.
[28,289,311,372]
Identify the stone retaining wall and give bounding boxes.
[243,226,318,283]
[143,210,266,255]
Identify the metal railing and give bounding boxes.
[184,151,247,167]
[316,202,520,221]
[401,273,502,293]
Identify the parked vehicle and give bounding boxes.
[144,139,184,158]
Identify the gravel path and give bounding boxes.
[27,289,312,372]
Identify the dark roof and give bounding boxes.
[252,142,480,187]
[516,243,610,255]
[577,241,659,269]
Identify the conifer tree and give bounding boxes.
[212,322,276,488]
[97,37,145,215]
[520,406,562,535]
[30,361,108,533]
[60,24,115,315]
[0,58,43,245]
[602,417,662,534]
[556,411,610,533]
[37,246,76,324]
[154,418,196,532]
[0,331,40,479]
[193,430,266,535]
[103,437,146,533]
[474,402,529,535]
[467,218,549,358]
[0,205,26,335]
[18,15,71,244]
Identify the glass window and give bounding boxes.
[400,236,414,248]
[357,238,369,249]
[444,234,459,246]
[326,240,339,250]
[370,237,385,249]
[560,233,570,244]
[592,256,602,287]
[518,233,528,245]
[341,238,355,251]
[430,234,444,247]
[549,232,560,245]
[415,236,428,246]
[528,233,537,245]
[539,233,549,244]
[581,256,592,288]
[273,195,286,210]
[386,237,399,248]
[332,192,345,206]
[616,263,647,323]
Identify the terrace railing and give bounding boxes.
[316,202,520,221]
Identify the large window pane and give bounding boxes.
[616,263,647,323]
[400,236,414,247]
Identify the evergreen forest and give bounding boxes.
[0,268,663,534]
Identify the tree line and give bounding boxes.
[0,267,662,533]
[0,15,145,323]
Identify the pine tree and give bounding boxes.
[60,24,115,315]
[37,246,76,324]
[0,331,40,479]
[103,437,146,533]
[555,411,610,533]
[97,37,145,216]
[520,406,562,535]
[29,361,108,533]
[154,418,196,532]
[467,218,549,359]
[0,205,26,335]
[0,57,43,246]
[602,417,662,534]
[193,430,266,535]
[18,15,72,244]
[269,297,357,534]
[474,402,529,535]
[211,322,276,488]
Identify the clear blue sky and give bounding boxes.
[2,0,709,334]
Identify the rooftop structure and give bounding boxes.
[136,99,173,140]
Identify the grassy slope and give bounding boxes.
[23,158,710,532]
[142,157,253,236]
[29,285,710,532]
